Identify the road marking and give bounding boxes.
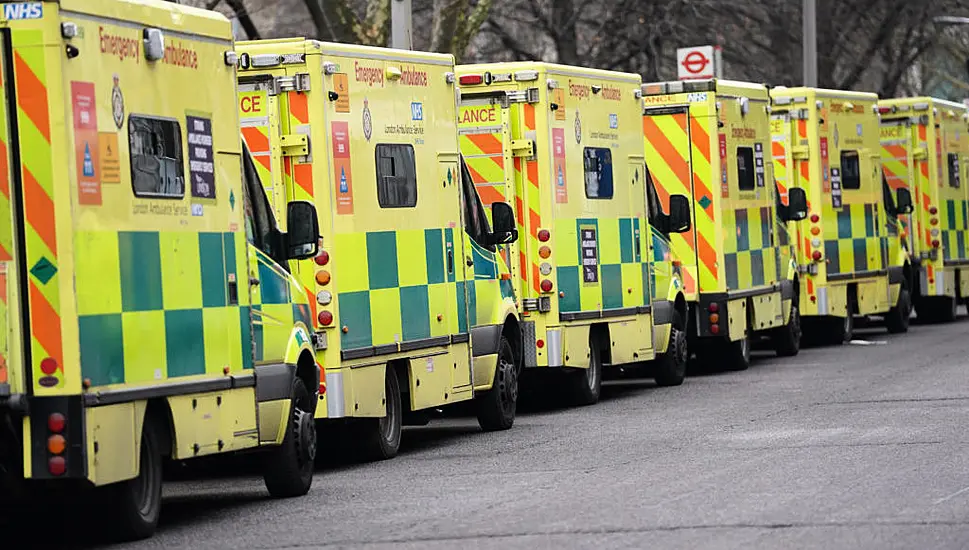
[934,485,969,505]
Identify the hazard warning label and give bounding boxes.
[71,81,101,205]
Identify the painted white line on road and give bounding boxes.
[934,484,969,505]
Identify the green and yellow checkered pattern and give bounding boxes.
[332,228,506,352]
[555,217,648,313]
[943,199,969,262]
[722,207,779,290]
[74,231,310,387]
[822,203,888,275]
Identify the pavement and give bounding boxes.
[53,311,969,548]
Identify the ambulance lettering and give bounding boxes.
[601,86,622,101]
[569,80,591,99]
[401,65,429,87]
[163,39,199,70]
[354,62,383,87]
[2,2,41,20]
[99,26,140,63]
[460,107,496,125]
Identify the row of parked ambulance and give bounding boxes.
[1,0,967,542]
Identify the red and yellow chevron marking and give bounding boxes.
[643,112,699,295]
[522,104,544,295]
[881,138,912,244]
[772,139,789,205]
[691,116,719,291]
[460,131,506,206]
[13,36,62,390]
[0,56,13,264]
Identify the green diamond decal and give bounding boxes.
[229,189,236,211]
[30,257,57,285]
[698,195,712,210]
[447,167,453,185]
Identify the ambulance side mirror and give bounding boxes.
[785,188,808,221]
[490,201,519,245]
[286,200,320,260]
[667,194,691,233]
[895,188,914,215]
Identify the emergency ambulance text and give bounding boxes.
[460,108,496,124]
[602,86,622,101]
[355,62,383,86]
[401,65,429,87]
[163,40,199,70]
[100,26,140,63]
[569,80,591,99]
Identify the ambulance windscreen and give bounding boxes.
[129,115,185,198]
[376,144,418,208]
[583,147,614,199]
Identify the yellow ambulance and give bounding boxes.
[0,0,321,540]
[771,87,913,343]
[456,62,692,405]
[642,79,808,371]
[236,39,523,461]
[880,97,969,322]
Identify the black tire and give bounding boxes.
[105,418,163,541]
[824,294,854,345]
[937,296,958,323]
[476,335,519,431]
[885,287,912,334]
[356,367,402,461]
[566,335,602,406]
[772,303,802,357]
[654,315,687,387]
[263,377,316,498]
[723,334,751,371]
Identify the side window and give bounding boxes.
[644,168,664,231]
[375,144,417,208]
[129,115,184,198]
[737,147,755,191]
[242,145,287,269]
[841,150,861,190]
[583,147,614,199]
[882,175,897,214]
[948,153,960,188]
[460,160,493,250]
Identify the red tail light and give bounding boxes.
[459,74,483,86]
[48,413,65,434]
[932,239,940,248]
[810,214,820,223]
[40,357,58,375]
[708,302,719,313]
[538,229,551,242]
[812,250,823,261]
[536,339,545,348]
[929,206,938,215]
[540,279,553,293]
[314,250,330,266]
[318,311,333,326]
[48,456,66,476]
[710,324,720,335]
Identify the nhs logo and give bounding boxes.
[3,2,43,21]
[411,102,423,121]
[608,114,618,129]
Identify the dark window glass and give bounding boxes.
[948,153,960,188]
[737,147,755,190]
[375,144,417,208]
[460,159,494,251]
[129,115,184,198]
[841,150,861,190]
[583,147,614,199]
[242,144,287,269]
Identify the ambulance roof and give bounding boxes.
[881,96,968,112]
[458,61,641,85]
[237,38,454,67]
[770,86,878,102]
[60,0,232,41]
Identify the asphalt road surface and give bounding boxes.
[62,312,969,548]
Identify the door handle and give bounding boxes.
[466,257,474,267]
[250,277,260,287]
[447,249,454,274]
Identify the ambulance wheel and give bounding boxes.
[475,335,518,431]
[772,304,802,357]
[263,377,316,498]
[825,312,853,345]
[885,287,912,334]
[566,336,602,406]
[357,367,402,461]
[105,418,163,541]
[723,334,751,371]
[937,296,958,323]
[653,316,687,387]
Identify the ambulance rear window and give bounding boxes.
[375,144,417,208]
[128,115,184,198]
[737,147,755,191]
[948,153,960,188]
[841,151,861,190]
[583,148,613,199]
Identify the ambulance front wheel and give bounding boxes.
[772,305,802,357]
[105,416,163,541]
[653,315,687,387]
[885,287,912,334]
[356,366,403,461]
[565,334,603,406]
[263,377,316,498]
[475,335,519,431]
